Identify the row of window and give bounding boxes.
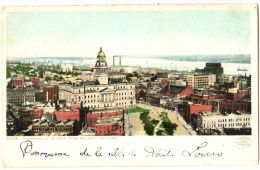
[84,100,134,108]
[204,122,251,128]
[74,94,134,101]
[76,86,133,93]
[217,117,250,123]
[96,130,122,134]
[32,127,72,132]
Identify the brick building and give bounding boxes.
[11,76,24,88]
[164,83,194,97]
[226,89,249,101]
[19,108,44,129]
[43,85,59,104]
[7,86,38,106]
[220,99,251,114]
[30,77,41,85]
[190,93,223,112]
[95,116,124,136]
[86,109,122,128]
[178,101,212,123]
[156,72,168,78]
[6,105,21,135]
[32,113,77,136]
[149,96,161,106]
[53,103,80,121]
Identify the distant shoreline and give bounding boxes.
[7,54,251,64]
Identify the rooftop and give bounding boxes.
[199,111,251,117]
[96,116,123,125]
[97,47,106,59]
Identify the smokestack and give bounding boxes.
[46,91,49,103]
[113,56,115,66]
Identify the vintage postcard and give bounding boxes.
[1,1,259,168]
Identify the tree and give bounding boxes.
[144,123,154,136]
[7,81,13,89]
[44,76,51,82]
[38,70,44,78]
[151,75,158,82]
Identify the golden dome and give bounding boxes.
[97,47,106,58]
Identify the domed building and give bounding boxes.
[94,47,108,85]
[59,47,136,110]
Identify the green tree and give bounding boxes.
[144,123,154,136]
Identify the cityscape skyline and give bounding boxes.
[6,47,252,137]
[5,7,251,58]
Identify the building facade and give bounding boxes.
[7,87,38,106]
[95,116,124,136]
[187,74,216,89]
[178,101,212,123]
[60,64,73,73]
[59,83,136,109]
[43,85,59,104]
[197,112,251,135]
[81,71,95,82]
[59,48,136,109]
[11,76,24,88]
[196,63,223,82]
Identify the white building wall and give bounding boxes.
[198,113,251,133]
[59,84,136,109]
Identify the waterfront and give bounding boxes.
[10,57,251,75]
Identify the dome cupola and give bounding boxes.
[97,47,106,59]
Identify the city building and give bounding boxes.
[197,111,251,135]
[59,83,136,109]
[6,105,21,135]
[178,101,212,123]
[110,66,137,74]
[53,103,80,121]
[196,63,223,82]
[94,47,108,85]
[32,113,77,136]
[186,73,216,89]
[11,76,24,88]
[190,93,223,112]
[86,108,123,128]
[220,75,234,83]
[226,88,249,101]
[156,72,168,78]
[108,73,127,81]
[43,85,59,104]
[95,116,124,136]
[164,83,194,97]
[60,64,73,73]
[220,99,251,114]
[59,48,136,109]
[29,77,41,85]
[7,86,38,106]
[19,107,44,129]
[81,71,95,82]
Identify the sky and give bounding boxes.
[5,8,251,58]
